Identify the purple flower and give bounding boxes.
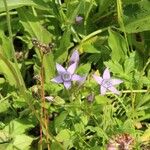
[93,68,123,95]
[69,49,79,65]
[75,16,83,24]
[51,63,85,89]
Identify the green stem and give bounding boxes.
[106,89,148,94]
[81,27,108,43]
[142,57,150,76]
[0,11,17,17]
[116,0,130,55]
[93,10,115,23]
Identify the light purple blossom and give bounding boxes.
[93,68,123,95]
[51,63,85,89]
[69,49,79,65]
[75,16,83,24]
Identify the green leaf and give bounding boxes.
[95,95,109,105]
[74,123,84,133]
[3,119,34,137]
[108,28,127,62]
[67,0,84,23]
[124,53,135,74]
[140,127,150,142]
[0,0,49,13]
[51,142,64,150]
[0,30,12,59]
[81,42,100,53]
[123,0,150,33]
[54,27,73,62]
[54,96,65,106]
[0,100,10,113]
[54,111,68,132]
[0,131,10,143]
[104,60,124,76]
[0,53,21,87]
[77,63,91,75]
[43,53,55,83]
[13,134,33,150]
[56,129,73,149]
[17,8,52,43]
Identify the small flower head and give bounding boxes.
[107,133,134,150]
[69,49,79,65]
[87,93,95,103]
[93,68,123,95]
[75,16,83,24]
[51,63,85,89]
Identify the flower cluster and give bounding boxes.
[51,50,123,95]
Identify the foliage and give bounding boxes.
[0,0,150,149]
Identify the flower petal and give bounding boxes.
[56,63,66,74]
[108,86,120,95]
[93,75,103,84]
[103,68,110,79]
[51,75,63,83]
[101,86,107,95]
[110,79,123,85]
[67,63,77,74]
[72,74,86,83]
[70,50,79,65]
[64,81,71,89]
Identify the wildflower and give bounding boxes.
[69,49,79,65]
[75,16,83,24]
[51,63,85,89]
[107,133,134,150]
[93,68,123,95]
